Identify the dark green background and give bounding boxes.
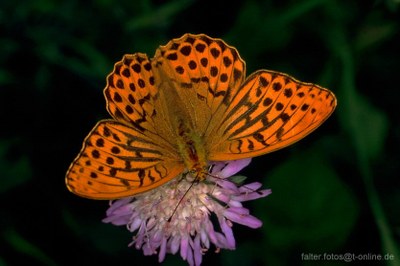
[1,0,399,265]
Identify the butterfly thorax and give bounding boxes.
[175,118,208,181]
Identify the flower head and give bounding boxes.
[103,158,271,266]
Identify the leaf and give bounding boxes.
[340,92,388,161]
[257,148,359,253]
[3,228,57,266]
[0,139,32,194]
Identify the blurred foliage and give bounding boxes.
[1,0,399,265]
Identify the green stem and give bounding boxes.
[331,16,399,266]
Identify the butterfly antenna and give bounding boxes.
[167,175,198,223]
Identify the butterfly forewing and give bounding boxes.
[209,70,336,160]
[152,34,246,135]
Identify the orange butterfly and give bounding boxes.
[66,34,336,199]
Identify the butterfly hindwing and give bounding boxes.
[66,120,184,199]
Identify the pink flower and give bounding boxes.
[103,158,271,266]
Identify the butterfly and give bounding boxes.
[66,33,337,199]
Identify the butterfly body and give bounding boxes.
[66,34,336,199]
[153,70,209,176]
[175,117,208,180]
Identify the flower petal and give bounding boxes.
[233,189,272,202]
[158,236,167,262]
[193,235,202,266]
[217,159,252,177]
[180,236,189,260]
[224,208,263,229]
[219,217,235,249]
